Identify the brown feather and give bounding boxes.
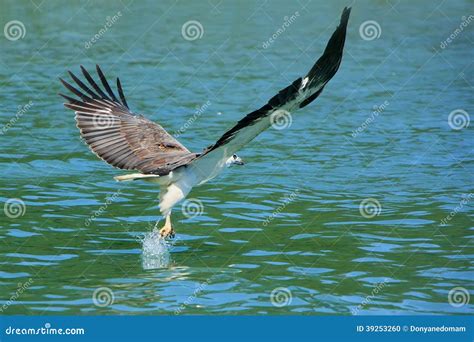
[60,66,197,175]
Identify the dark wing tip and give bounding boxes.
[58,92,69,102]
[199,7,352,155]
[67,70,79,83]
[95,64,119,102]
[62,64,131,109]
[306,6,351,78]
[116,77,129,109]
[59,76,93,102]
[59,93,83,106]
[80,65,110,100]
[340,7,351,27]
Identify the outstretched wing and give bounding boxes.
[192,7,351,169]
[59,65,198,175]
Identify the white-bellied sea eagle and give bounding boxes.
[60,7,351,238]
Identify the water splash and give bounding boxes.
[141,228,173,270]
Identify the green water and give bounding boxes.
[0,0,472,315]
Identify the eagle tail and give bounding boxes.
[114,173,160,182]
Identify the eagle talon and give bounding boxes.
[159,214,174,239]
[159,227,175,239]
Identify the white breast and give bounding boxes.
[189,150,228,186]
[158,167,197,216]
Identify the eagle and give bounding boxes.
[60,7,351,238]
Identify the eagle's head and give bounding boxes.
[226,154,244,167]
